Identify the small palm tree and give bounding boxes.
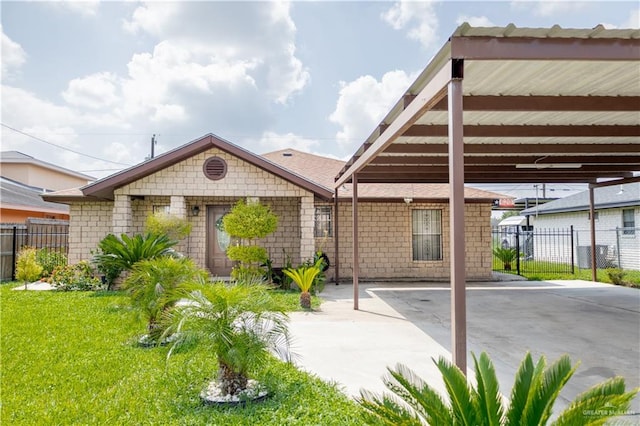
[282,261,321,309]
[93,232,178,288]
[493,246,518,271]
[123,257,207,342]
[165,282,291,397]
[358,351,638,425]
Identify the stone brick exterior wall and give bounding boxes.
[317,201,493,281]
[67,202,113,264]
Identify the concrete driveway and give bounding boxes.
[289,279,640,417]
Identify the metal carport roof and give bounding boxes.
[333,24,640,373]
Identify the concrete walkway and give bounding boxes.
[288,283,453,398]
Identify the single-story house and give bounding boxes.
[43,134,505,281]
[521,182,639,270]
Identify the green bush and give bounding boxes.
[606,268,627,286]
[15,247,43,283]
[493,246,518,270]
[145,213,192,241]
[35,248,67,277]
[223,199,278,282]
[50,261,103,291]
[92,233,178,289]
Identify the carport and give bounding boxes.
[334,24,640,372]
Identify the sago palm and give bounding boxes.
[282,261,321,309]
[123,256,207,342]
[358,351,638,425]
[164,282,291,396]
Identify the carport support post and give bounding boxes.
[448,76,467,373]
[589,185,597,282]
[352,174,359,310]
[334,187,340,285]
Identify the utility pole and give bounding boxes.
[150,134,156,159]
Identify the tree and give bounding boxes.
[122,257,207,343]
[164,282,291,397]
[223,199,278,282]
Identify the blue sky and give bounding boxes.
[1,1,638,197]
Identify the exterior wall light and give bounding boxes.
[191,205,200,216]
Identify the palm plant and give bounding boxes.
[164,282,291,397]
[122,257,207,342]
[282,260,322,309]
[358,351,638,425]
[92,232,177,288]
[493,246,518,271]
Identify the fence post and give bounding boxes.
[616,227,622,269]
[570,225,574,274]
[11,226,17,281]
[516,227,521,275]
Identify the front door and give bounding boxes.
[206,205,233,276]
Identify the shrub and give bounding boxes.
[283,259,323,309]
[223,199,278,282]
[16,247,43,284]
[145,212,192,241]
[50,261,103,291]
[92,233,178,289]
[36,248,67,277]
[606,268,627,286]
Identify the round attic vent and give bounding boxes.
[203,156,227,181]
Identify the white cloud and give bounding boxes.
[151,104,187,123]
[456,15,495,27]
[62,72,120,109]
[258,131,319,153]
[329,70,416,155]
[622,8,640,28]
[121,1,308,104]
[381,0,439,49]
[1,27,27,79]
[49,1,101,17]
[510,1,588,18]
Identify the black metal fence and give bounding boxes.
[0,219,69,281]
[492,226,575,275]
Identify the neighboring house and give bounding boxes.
[521,183,639,270]
[43,134,505,281]
[0,151,94,191]
[0,177,69,222]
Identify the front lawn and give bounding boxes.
[0,285,364,425]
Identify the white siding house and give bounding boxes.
[521,183,639,271]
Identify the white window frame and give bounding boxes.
[622,208,635,236]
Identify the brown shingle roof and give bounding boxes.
[263,149,506,201]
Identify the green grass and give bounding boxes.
[493,258,640,287]
[269,288,323,311]
[0,284,365,425]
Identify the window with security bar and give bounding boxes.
[412,209,442,261]
[314,206,333,237]
[622,208,635,236]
